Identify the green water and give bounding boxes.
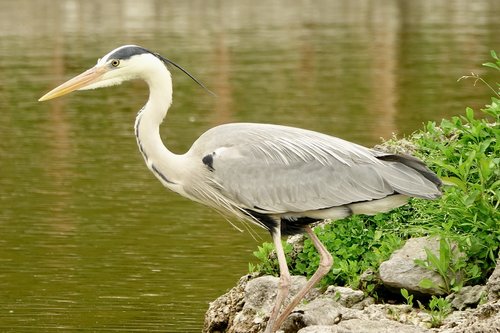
[0,0,498,331]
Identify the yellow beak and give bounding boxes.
[39,66,108,101]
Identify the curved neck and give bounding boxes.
[134,63,179,184]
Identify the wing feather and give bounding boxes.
[187,123,440,214]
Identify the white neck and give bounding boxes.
[134,61,181,186]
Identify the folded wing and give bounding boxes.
[189,123,441,215]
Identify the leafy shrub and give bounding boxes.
[414,238,467,294]
[418,296,453,327]
[289,214,403,291]
[413,103,499,284]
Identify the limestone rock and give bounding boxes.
[203,274,254,333]
[295,325,339,333]
[204,247,500,333]
[439,300,500,333]
[447,285,487,310]
[281,297,343,333]
[487,256,500,302]
[324,286,365,308]
[228,275,321,333]
[242,275,321,312]
[297,318,430,333]
[281,296,431,333]
[379,237,462,295]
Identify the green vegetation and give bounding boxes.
[248,241,293,276]
[414,238,465,294]
[419,296,453,327]
[249,51,499,306]
[400,288,414,307]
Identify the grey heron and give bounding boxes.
[39,45,442,333]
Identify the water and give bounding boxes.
[0,0,498,331]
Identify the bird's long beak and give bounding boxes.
[39,66,108,101]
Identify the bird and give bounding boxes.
[39,45,442,333]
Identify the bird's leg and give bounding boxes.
[264,226,291,333]
[272,225,333,331]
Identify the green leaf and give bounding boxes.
[414,258,428,268]
[479,158,492,181]
[433,160,461,177]
[465,107,475,122]
[463,190,480,206]
[441,176,466,190]
[483,62,500,70]
[424,248,442,273]
[419,278,436,290]
[439,239,451,273]
[491,50,498,60]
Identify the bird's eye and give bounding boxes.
[111,59,120,67]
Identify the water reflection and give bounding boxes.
[0,0,498,331]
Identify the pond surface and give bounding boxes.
[0,0,498,331]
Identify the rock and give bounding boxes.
[361,303,434,328]
[439,300,500,333]
[350,297,376,310]
[242,275,321,312]
[209,275,322,333]
[436,254,500,332]
[324,286,365,308]
[281,296,431,333]
[297,318,430,333]
[487,256,500,302]
[203,274,254,333]
[446,285,487,310]
[374,137,420,156]
[204,249,500,333]
[295,325,339,333]
[281,297,343,333]
[379,237,462,296]
[359,268,380,285]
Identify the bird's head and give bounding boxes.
[39,45,212,101]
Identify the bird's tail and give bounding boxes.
[376,154,442,199]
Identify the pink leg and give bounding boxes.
[272,225,333,331]
[264,227,291,333]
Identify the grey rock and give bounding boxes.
[439,300,500,333]
[231,275,321,333]
[351,297,376,310]
[359,269,379,285]
[204,249,500,333]
[243,275,321,312]
[361,303,433,328]
[374,137,420,156]
[295,325,340,333]
[282,294,437,332]
[203,274,254,333]
[324,286,365,308]
[446,285,487,310]
[487,256,500,302]
[281,297,343,333]
[297,318,430,333]
[379,237,462,295]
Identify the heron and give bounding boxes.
[39,45,442,333]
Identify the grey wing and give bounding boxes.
[190,123,441,214]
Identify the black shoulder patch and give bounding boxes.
[108,46,151,60]
[202,154,214,171]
